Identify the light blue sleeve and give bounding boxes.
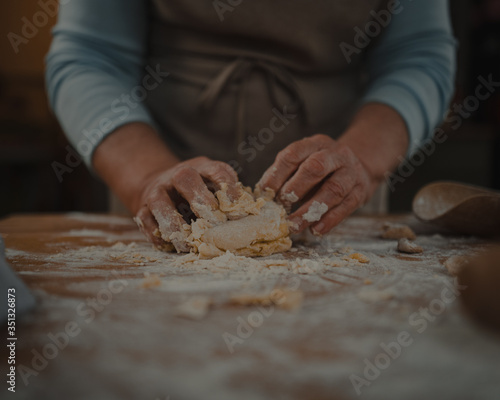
[45,0,154,167]
[362,0,457,156]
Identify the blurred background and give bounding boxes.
[0,0,499,218]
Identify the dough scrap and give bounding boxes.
[230,288,303,311]
[185,183,292,258]
[381,222,417,240]
[397,238,423,254]
[282,191,299,203]
[175,296,211,320]
[347,252,370,264]
[141,272,162,289]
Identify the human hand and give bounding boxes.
[133,156,239,251]
[258,134,378,235]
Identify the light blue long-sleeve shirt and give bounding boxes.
[46,0,457,167]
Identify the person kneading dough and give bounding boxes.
[46,1,456,254]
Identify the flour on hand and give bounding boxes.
[302,201,328,223]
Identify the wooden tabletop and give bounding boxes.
[2,213,500,400]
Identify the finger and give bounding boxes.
[257,134,329,196]
[310,186,366,235]
[147,187,190,252]
[277,148,346,206]
[170,166,226,224]
[134,207,173,251]
[195,160,240,201]
[288,168,356,232]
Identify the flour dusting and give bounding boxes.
[6,214,498,400]
[302,201,328,222]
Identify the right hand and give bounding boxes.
[132,156,239,251]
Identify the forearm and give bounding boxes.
[361,0,456,155]
[338,103,409,187]
[93,123,180,213]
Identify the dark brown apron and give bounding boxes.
[145,0,384,187]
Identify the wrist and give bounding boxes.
[338,103,409,182]
[93,122,180,214]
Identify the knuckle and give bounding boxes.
[323,209,342,228]
[303,155,327,178]
[338,143,355,162]
[147,186,165,203]
[351,189,366,207]
[324,179,348,199]
[211,161,237,179]
[277,146,301,167]
[172,166,196,183]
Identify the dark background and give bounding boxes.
[1,0,499,218]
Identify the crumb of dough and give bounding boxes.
[288,220,300,232]
[155,242,175,252]
[358,289,394,303]
[280,191,300,213]
[397,238,423,254]
[348,253,370,264]
[282,191,299,203]
[338,246,353,254]
[381,222,417,240]
[151,229,175,251]
[302,201,328,223]
[168,224,192,250]
[444,255,470,276]
[141,272,162,289]
[230,288,303,311]
[152,211,191,253]
[191,202,226,224]
[175,296,211,320]
[364,279,373,285]
[252,185,275,201]
[216,184,265,220]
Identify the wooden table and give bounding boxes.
[2,213,500,400]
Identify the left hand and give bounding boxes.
[258,134,378,235]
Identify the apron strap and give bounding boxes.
[199,58,306,158]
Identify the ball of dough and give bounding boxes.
[188,183,292,258]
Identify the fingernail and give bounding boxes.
[288,218,301,233]
[133,216,144,230]
[312,222,325,236]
